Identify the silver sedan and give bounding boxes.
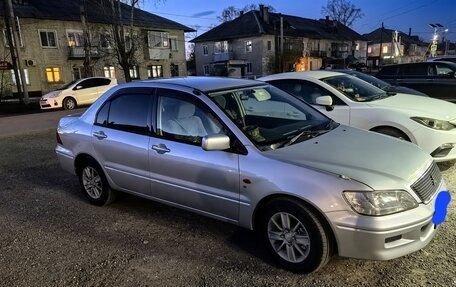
[56,77,449,273]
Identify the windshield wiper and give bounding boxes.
[278,129,329,148]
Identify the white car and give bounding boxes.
[40,77,117,110]
[259,71,456,162]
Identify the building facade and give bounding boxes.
[0,0,193,98]
[364,28,429,69]
[192,7,367,78]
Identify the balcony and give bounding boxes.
[146,48,170,60]
[309,50,328,58]
[68,46,100,59]
[213,51,233,62]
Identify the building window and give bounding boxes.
[11,69,30,85]
[45,67,61,83]
[3,17,23,47]
[39,30,57,48]
[73,67,81,80]
[355,43,360,51]
[203,65,210,75]
[170,64,179,77]
[170,36,178,51]
[367,46,372,54]
[129,65,140,79]
[382,46,388,54]
[67,30,84,47]
[148,31,169,48]
[100,33,113,49]
[125,33,132,52]
[147,65,163,78]
[214,41,228,53]
[267,40,272,51]
[245,40,252,52]
[246,62,252,74]
[203,45,208,55]
[104,66,116,78]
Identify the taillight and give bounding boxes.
[56,130,62,145]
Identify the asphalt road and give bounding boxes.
[0,108,86,137]
[0,129,455,286]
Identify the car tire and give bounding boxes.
[258,198,332,273]
[78,158,116,206]
[63,97,77,110]
[372,127,411,142]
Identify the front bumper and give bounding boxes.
[412,126,456,162]
[40,98,61,110]
[326,181,446,260]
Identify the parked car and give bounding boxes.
[376,62,456,102]
[56,77,448,273]
[40,77,117,110]
[333,69,428,96]
[427,56,456,64]
[259,71,456,162]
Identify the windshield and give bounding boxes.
[208,85,338,150]
[322,75,390,102]
[56,80,78,91]
[348,71,391,91]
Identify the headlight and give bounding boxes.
[411,117,455,130]
[47,92,62,98]
[343,190,418,216]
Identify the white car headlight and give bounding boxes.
[411,117,455,130]
[343,190,418,216]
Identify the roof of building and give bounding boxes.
[146,77,265,93]
[363,28,428,46]
[191,10,366,43]
[0,0,194,32]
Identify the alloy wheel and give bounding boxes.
[82,166,102,199]
[267,212,311,263]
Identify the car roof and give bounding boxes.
[143,77,264,93]
[259,71,346,81]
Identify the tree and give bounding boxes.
[218,3,275,22]
[321,0,363,27]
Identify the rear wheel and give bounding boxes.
[78,158,116,206]
[258,198,332,273]
[63,97,77,110]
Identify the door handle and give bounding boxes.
[93,131,107,140]
[152,144,170,154]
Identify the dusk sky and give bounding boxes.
[145,0,456,42]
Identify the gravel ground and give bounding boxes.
[0,129,455,287]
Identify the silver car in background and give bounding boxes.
[56,77,448,273]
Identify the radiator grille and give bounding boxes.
[411,162,442,203]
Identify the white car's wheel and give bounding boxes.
[63,97,77,110]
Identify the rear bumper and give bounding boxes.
[56,145,76,175]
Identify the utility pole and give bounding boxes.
[379,22,384,68]
[280,15,283,73]
[80,0,92,77]
[5,0,29,104]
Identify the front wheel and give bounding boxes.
[63,97,77,110]
[258,198,332,273]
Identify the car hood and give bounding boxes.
[42,90,62,99]
[367,93,456,121]
[264,126,432,190]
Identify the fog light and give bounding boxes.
[54,100,58,106]
[431,143,455,158]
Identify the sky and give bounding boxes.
[144,0,456,42]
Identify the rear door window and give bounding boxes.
[400,64,428,76]
[106,94,152,135]
[377,66,398,77]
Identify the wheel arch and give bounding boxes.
[369,125,414,142]
[74,153,99,176]
[252,193,338,255]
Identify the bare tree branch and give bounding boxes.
[321,0,363,27]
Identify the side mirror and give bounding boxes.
[75,85,83,90]
[202,134,230,151]
[315,95,333,106]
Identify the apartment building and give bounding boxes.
[191,6,367,78]
[0,0,193,97]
